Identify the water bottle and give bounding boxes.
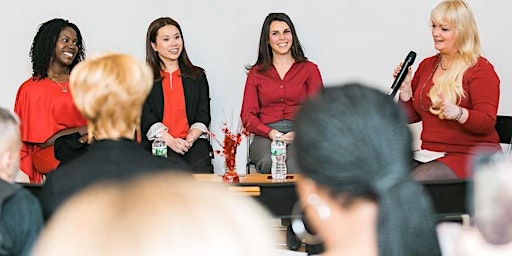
[271,134,287,180]
[152,134,167,158]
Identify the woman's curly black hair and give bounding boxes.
[30,18,85,80]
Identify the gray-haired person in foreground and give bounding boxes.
[0,107,43,256]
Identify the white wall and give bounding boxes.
[1,0,510,174]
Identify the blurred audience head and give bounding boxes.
[0,108,21,183]
[69,53,153,141]
[472,154,512,244]
[32,172,278,256]
[438,154,512,256]
[294,83,440,255]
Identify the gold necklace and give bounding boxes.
[419,59,440,112]
[49,77,68,93]
[440,59,448,70]
[439,54,453,70]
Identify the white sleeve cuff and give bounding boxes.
[146,122,168,140]
[190,122,208,139]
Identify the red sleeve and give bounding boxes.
[14,78,87,143]
[460,58,500,135]
[14,78,87,181]
[305,62,323,97]
[15,81,49,143]
[240,69,272,138]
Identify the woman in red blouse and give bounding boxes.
[14,19,88,183]
[241,13,323,174]
[395,0,501,180]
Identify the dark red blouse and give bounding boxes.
[241,61,323,137]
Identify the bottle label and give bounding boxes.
[271,141,287,180]
[152,146,167,158]
[271,147,285,156]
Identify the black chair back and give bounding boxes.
[495,115,512,144]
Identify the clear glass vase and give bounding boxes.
[222,166,239,183]
[222,150,239,183]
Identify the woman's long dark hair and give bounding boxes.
[145,17,203,80]
[247,13,307,72]
[30,18,85,80]
[295,84,441,255]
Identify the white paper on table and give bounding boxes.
[413,149,447,163]
[275,249,308,256]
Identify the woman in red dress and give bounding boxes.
[395,0,501,180]
[14,18,87,183]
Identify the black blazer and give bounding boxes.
[141,70,211,151]
[39,139,190,220]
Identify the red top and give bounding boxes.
[240,61,323,137]
[162,70,189,139]
[14,77,87,182]
[400,55,501,178]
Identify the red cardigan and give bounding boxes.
[240,61,323,137]
[400,55,501,178]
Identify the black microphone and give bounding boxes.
[388,51,416,97]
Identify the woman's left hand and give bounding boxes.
[438,99,460,120]
[281,131,295,144]
[185,128,203,148]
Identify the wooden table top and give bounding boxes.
[193,173,301,184]
[194,174,300,210]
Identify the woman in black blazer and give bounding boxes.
[141,17,213,173]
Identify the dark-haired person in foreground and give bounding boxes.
[39,53,189,220]
[0,107,43,255]
[294,84,441,255]
[14,18,88,183]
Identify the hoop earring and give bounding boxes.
[291,194,331,245]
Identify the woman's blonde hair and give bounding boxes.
[32,172,278,256]
[429,0,480,110]
[69,53,153,140]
